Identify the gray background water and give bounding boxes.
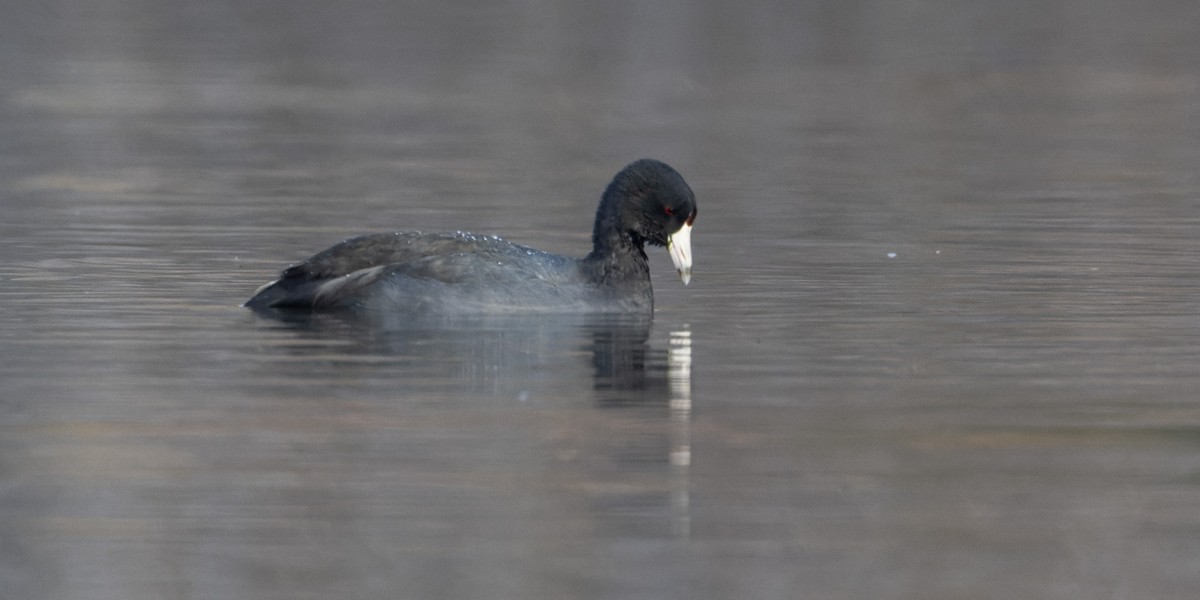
[2,1,1199,598]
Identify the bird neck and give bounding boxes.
[587,190,645,255]
[581,197,648,284]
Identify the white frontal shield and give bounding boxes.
[667,223,693,285]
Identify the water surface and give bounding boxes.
[2,1,1200,598]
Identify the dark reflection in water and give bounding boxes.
[235,310,698,587]
[247,308,689,403]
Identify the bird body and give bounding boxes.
[245,159,697,314]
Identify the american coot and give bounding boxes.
[244,159,698,313]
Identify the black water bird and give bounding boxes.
[244,159,697,314]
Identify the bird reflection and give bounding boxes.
[588,314,661,396]
[247,308,689,406]
[246,307,694,537]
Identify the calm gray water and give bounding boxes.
[3,1,1200,598]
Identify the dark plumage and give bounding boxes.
[244,159,697,313]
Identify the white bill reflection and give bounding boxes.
[668,327,692,537]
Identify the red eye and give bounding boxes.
[664,206,675,216]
